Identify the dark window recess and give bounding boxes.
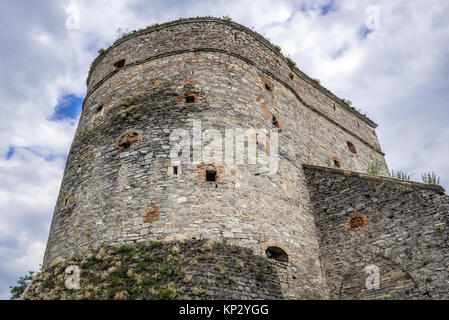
[347,141,357,154]
[94,104,103,114]
[265,83,272,91]
[333,159,341,168]
[272,115,280,128]
[266,246,288,263]
[113,58,125,68]
[206,170,217,182]
[173,166,178,175]
[185,95,195,103]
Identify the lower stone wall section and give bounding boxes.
[304,165,449,299]
[24,239,305,300]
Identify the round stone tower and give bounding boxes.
[43,17,388,299]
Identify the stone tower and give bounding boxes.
[43,17,448,300]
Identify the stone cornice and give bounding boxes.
[87,17,377,127]
[83,48,385,156]
[303,164,446,194]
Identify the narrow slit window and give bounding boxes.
[272,115,280,129]
[173,166,178,175]
[333,159,341,168]
[206,170,217,182]
[347,141,357,154]
[113,58,125,68]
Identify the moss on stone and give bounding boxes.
[23,239,282,300]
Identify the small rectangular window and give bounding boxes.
[173,166,178,175]
[186,95,195,103]
[206,170,217,182]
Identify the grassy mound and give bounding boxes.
[24,239,282,300]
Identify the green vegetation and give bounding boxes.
[289,72,295,80]
[286,57,296,67]
[312,78,321,84]
[342,98,352,106]
[273,45,282,53]
[9,271,35,300]
[97,48,105,55]
[256,258,268,282]
[367,162,382,176]
[421,172,440,185]
[391,170,411,181]
[22,240,276,300]
[222,15,232,22]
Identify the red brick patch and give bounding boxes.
[345,210,370,232]
[144,207,159,223]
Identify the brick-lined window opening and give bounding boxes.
[332,157,341,168]
[185,95,195,103]
[265,83,272,92]
[347,141,357,154]
[118,132,140,152]
[206,170,217,182]
[113,58,125,68]
[266,246,288,263]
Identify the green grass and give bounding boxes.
[391,170,411,181]
[421,172,440,185]
[367,162,382,176]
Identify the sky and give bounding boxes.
[0,0,448,299]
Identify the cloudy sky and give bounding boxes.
[1,0,448,299]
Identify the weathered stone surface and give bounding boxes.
[304,165,449,299]
[25,240,291,300]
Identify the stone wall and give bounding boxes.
[304,165,449,299]
[25,240,295,300]
[86,17,383,155]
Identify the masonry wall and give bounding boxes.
[25,240,290,300]
[304,165,449,299]
[43,18,389,299]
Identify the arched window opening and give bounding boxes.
[266,246,288,263]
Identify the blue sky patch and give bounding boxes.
[358,25,373,40]
[48,94,83,121]
[320,0,338,16]
[6,146,15,160]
